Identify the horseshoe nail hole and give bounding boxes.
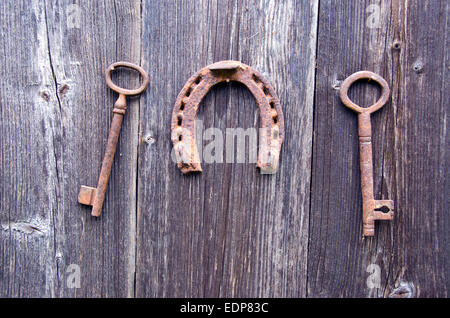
[270,101,275,109]
[177,115,183,126]
[252,74,260,83]
[178,135,182,141]
[194,76,201,84]
[263,87,270,96]
[185,87,192,97]
[273,115,278,124]
[375,206,390,213]
[180,102,185,111]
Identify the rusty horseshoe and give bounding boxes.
[171,60,285,174]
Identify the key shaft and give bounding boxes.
[79,94,126,217]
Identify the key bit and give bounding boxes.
[78,186,96,206]
[373,200,394,220]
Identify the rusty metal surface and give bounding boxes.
[78,62,149,217]
[339,71,394,236]
[105,61,150,96]
[171,60,285,174]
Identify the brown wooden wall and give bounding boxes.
[0,0,448,297]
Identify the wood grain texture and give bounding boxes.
[0,0,57,297]
[0,0,141,297]
[0,0,447,298]
[136,0,318,297]
[309,0,449,297]
[389,0,449,298]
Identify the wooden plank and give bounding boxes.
[137,0,318,297]
[388,0,449,298]
[2,0,447,298]
[309,0,449,297]
[0,0,140,297]
[0,0,61,297]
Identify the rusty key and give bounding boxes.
[339,71,394,236]
[78,62,149,217]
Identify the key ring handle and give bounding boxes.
[105,61,149,96]
[339,71,390,114]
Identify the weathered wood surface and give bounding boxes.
[309,0,449,297]
[0,0,140,297]
[137,0,317,297]
[0,0,448,297]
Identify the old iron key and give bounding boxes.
[339,71,394,236]
[78,62,149,217]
